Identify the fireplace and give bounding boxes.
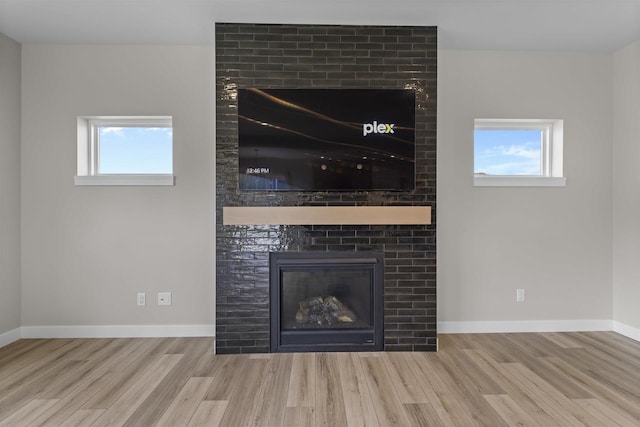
[270,252,384,352]
[216,23,437,354]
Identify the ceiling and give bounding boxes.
[0,0,639,51]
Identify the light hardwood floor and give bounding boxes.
[0,332,639,426]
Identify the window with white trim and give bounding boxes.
[75,116,174,186]
[474,119,565,187]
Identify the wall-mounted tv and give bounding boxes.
[237,88,416,191]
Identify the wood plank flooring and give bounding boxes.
[0,332,639,426]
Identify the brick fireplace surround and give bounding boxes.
[215,23,437,354]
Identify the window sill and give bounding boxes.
[74,175,175,186]
[474,176,566,187]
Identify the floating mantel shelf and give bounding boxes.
[223,206,431,226]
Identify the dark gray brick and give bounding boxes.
[215,23,437,354]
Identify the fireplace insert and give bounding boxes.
[270,252,384,352]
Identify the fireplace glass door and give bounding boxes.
[270,252,384,352]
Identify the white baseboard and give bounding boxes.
[613,321,640,342]
[0,327,22,348]
[438,319,613,334]
[6,321,637,347]
[20,324,215,339]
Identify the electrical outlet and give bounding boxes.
[516,288,525,303]
[158,292,172,306]
[137,293,146,306]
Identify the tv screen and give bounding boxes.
[237,88,415,191]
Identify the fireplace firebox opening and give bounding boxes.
[270,252,384,353]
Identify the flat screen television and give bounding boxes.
[237,88,416,191]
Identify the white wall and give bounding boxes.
[613,41,640,339]
[15,44,624,337]
[438,50,613,331]
[0,33,22,339]
[21,45,215,331]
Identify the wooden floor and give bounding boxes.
[0,332,639,426]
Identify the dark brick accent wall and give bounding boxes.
[215,23,437,354]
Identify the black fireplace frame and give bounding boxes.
[270,251,384,353]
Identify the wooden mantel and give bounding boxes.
[223,206,431,226]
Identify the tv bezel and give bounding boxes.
[237,88,417,192]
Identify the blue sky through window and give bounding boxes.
[474,129,542,176]
[99,127,173,174]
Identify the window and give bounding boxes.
[75,116,174,186]
[474,119,565,187]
